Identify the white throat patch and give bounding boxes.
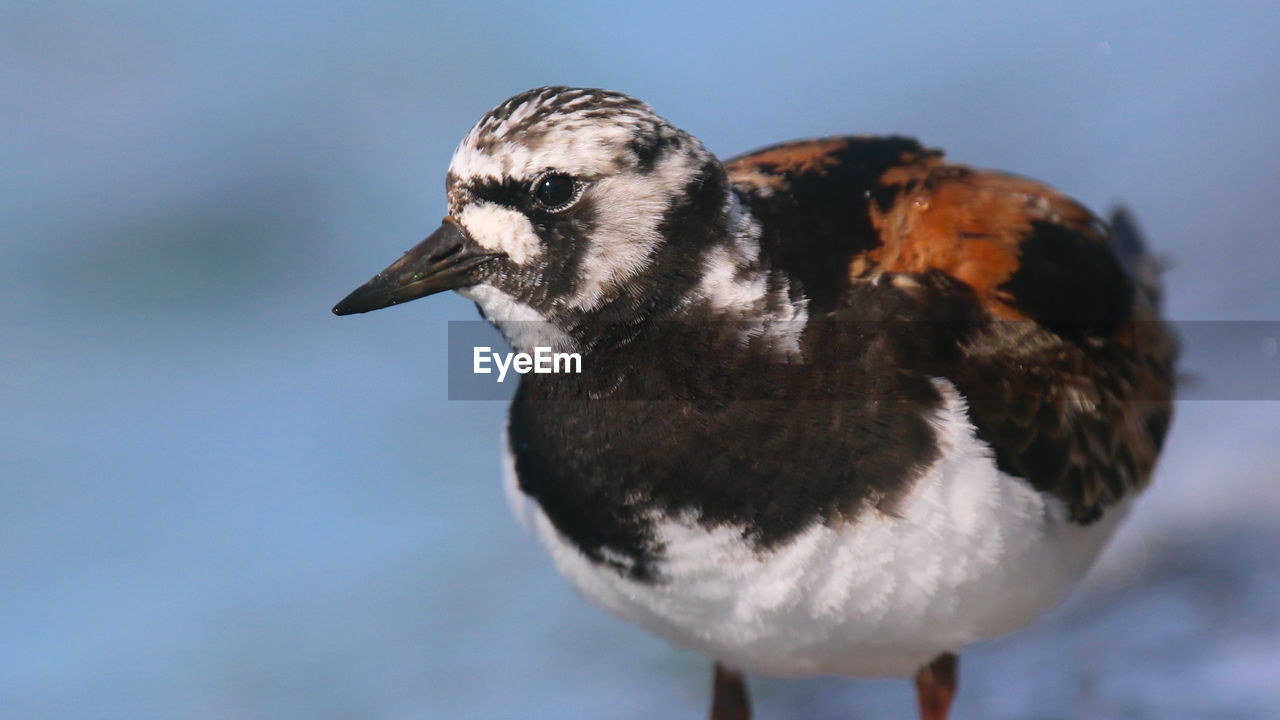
[457,284,576,353]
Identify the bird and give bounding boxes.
[334,86,1176,720]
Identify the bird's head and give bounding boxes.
[334,87,731,352]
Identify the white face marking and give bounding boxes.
[457,284,576,352]
[564,150,699,310]
[456,202,541,264]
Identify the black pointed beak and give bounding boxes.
[333,220,503,315]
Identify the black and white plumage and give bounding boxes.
[335,87,1176,720]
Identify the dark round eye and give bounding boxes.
[531,173,580,211]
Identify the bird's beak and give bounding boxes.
[333,219,503,315]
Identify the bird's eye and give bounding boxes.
[531,173,581,212]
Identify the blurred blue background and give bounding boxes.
[3,2,1278,718]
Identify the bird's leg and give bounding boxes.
[914,652,958,720]
[710,662,750,720]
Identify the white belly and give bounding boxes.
[502,380,1128,678]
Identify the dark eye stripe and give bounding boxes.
[465,178,526,208]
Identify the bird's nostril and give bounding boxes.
[427,244,463,264]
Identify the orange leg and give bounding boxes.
[710,662,750,720]
[914,652,958,720]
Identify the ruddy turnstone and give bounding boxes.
[334,87,1176,720]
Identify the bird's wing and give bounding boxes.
[727,136,1178,522]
